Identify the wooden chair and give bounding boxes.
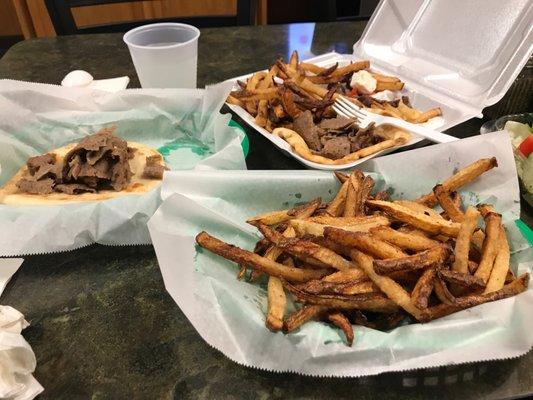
[44,0,257,35]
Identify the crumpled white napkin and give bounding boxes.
[0,260,43,400]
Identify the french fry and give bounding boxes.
[438,269,485,290]
[284,305,325,332]
[484,226,510,293]
[326,180,349,216]
[330,61,370,77]
[308,215,389,227]
[227,95,244,107]
[322,268,368,283]
[452,206,480,273]
[433,184,465,222]
[196,232,330,282]
[247,197,321,226]
[266,276,286,331]
[289,50,299,70]
[433,277,457,305]
[394,200,443,220]
[350,249,424,320]
[373,245,451,274]
[297,279,374,296]
[369,226,438,251]
[371,73,401,83]
[299,62,327,75]
[258,224,356,271]
[334,171,349,183]
[255,100,268,127]
[416,158,498,206]
[367,200,461,237]
[324,228,407,259]
[411,268,436,309]
[359,176,374,215]
[474,212,502,284]
[344,171,363,217]
[290,218,389,237]
[421,273,529,321]
[231,88,279,101]
[376,80,404,92]
[283,279,400,312]
[328,312,354,346]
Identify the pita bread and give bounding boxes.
[0,141,165,206]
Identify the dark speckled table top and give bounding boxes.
[0,21,531,400]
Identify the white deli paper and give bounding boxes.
[0,80,246,256]
[148,132,532,377]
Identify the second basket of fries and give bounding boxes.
[148,132,532,377]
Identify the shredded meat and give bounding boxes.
[292,111,323,151]
[16,129,137,195]
[321,137,351,159]
[142,155,166,180]
[16,178,54,194]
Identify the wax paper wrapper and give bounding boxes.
[148,132,532,377]
[0,79,246,256]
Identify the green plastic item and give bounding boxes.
[515,219,533,246]
[229,119,249,157]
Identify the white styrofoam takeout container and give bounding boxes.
[226,0,533,170]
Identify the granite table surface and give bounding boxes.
[0,21,532,399]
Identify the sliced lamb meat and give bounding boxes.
[318,116,354,131]
[349,129,382,152]
[321,137,351,160]
[142,155,166,180]
[62,129,133,192]
[16,178,54,194]
[27,153,56,175]
[54,183,96,195]
[292,110,323,151]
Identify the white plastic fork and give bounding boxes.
[333,96,457,143]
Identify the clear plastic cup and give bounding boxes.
[123,23,200,88]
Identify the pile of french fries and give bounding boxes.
[227,50,443,133]
[196,158,529,346]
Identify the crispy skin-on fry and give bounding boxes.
[299,62,328,75]
[438,269,485,289]
[266,276,286,331]
[433,184,465,222]
[359,176,374,215]
[485,226,510,293]
[373,245,451,274]
[328,312,354,346]
[255,99,268,127]
[326,180,349,216]
[350,250,424,320]
[196,232,329,282]
[367,200,461,237]
[231,88,279,101]
[298,279,374,295]
[375,80,404,92]
[421,273,529,321]
[475,212,502,284]
[433,277,456,305]
[227,95,244,107]
[247,198,321,226]
[291,219,380,237]
[411,268,436,309]
[308,215,389,227]
[283,305,325,332]
[237,264,247,280]
[334,171,349,184]
[330,61,370,77]
[280,87,301,119]
[283,280,399,312]
[369,226,438,251]
[344,171,363,217]
[324,228,407,259]
[289,50,299,69]
[416,158,498,206]
[394,200,443,220]
[258,224,355,271]
[371,73,401,83]
[322,268,368,283]
[452,206,480,273]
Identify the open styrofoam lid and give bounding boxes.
[353,0,533,109]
